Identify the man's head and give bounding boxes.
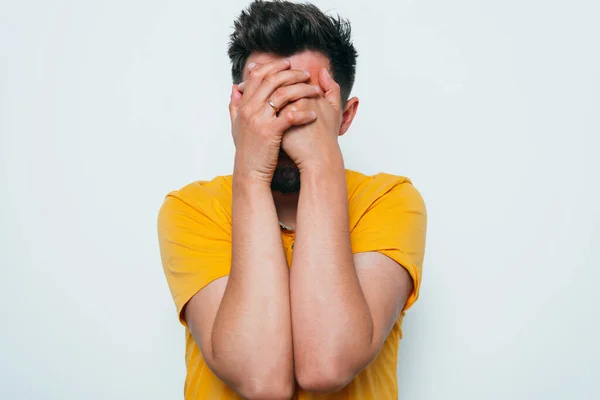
[228,0,359,193]
[228,0,358,104]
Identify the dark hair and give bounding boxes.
[228,0,358,104]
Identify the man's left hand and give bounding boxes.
[280,68,343,171]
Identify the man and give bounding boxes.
[157,1,427,399]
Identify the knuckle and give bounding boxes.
[240,108,253,121]
[295,98,309,108]
[249,115,261,126]
[306,84,320,95]
[249,69,262,79]
[272,87,287,101]
[294,72,308,82]
[264,74,277,85]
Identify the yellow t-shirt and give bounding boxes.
[157,169,427,400]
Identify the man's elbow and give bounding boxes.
[295,355,365,394]
[295,343,379,393]
[210,353,294,399]
[295,365,354,393]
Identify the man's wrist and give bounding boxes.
[233,170,272,190]
[298,139,344,176]
[233,154,274,190]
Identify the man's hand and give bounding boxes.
[279,68,343,171]
[229,59,321,184]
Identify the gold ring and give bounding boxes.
[267,99,279,113]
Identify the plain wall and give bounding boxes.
[1,0,599,398]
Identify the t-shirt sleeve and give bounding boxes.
[350,182,427,311]
[157,194,232,326]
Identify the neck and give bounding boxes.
[272,190,299,231]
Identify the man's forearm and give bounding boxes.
[211,165,294,397]
[290,149,374,390]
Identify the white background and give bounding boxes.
[1,0,599,399]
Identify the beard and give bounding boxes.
[271,154,300,194]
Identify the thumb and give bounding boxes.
[319,68,341,110]
[229,84,242,121]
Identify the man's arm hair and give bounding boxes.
[289,158,414,393]
[183,57,325,400]
[184,175,294,400]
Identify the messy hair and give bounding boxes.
[228,0,358,104]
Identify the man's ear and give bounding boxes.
[338,97,359,136]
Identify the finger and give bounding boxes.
[274,110,317,132]
[253,69,312,103]
[236,64,255,93]
[240,70,307,94]
[241,58,292,100]
[318,68,341,110]
[279,97,311,114]
[261,82,319,116]
[229,84,242,121]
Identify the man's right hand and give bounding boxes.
[229,58,321,184]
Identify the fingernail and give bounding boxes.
[247,62,256,70]
[304,70,311,76]
[310,111,317,118]
[238,81,245,90]
[324,68,331,78]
